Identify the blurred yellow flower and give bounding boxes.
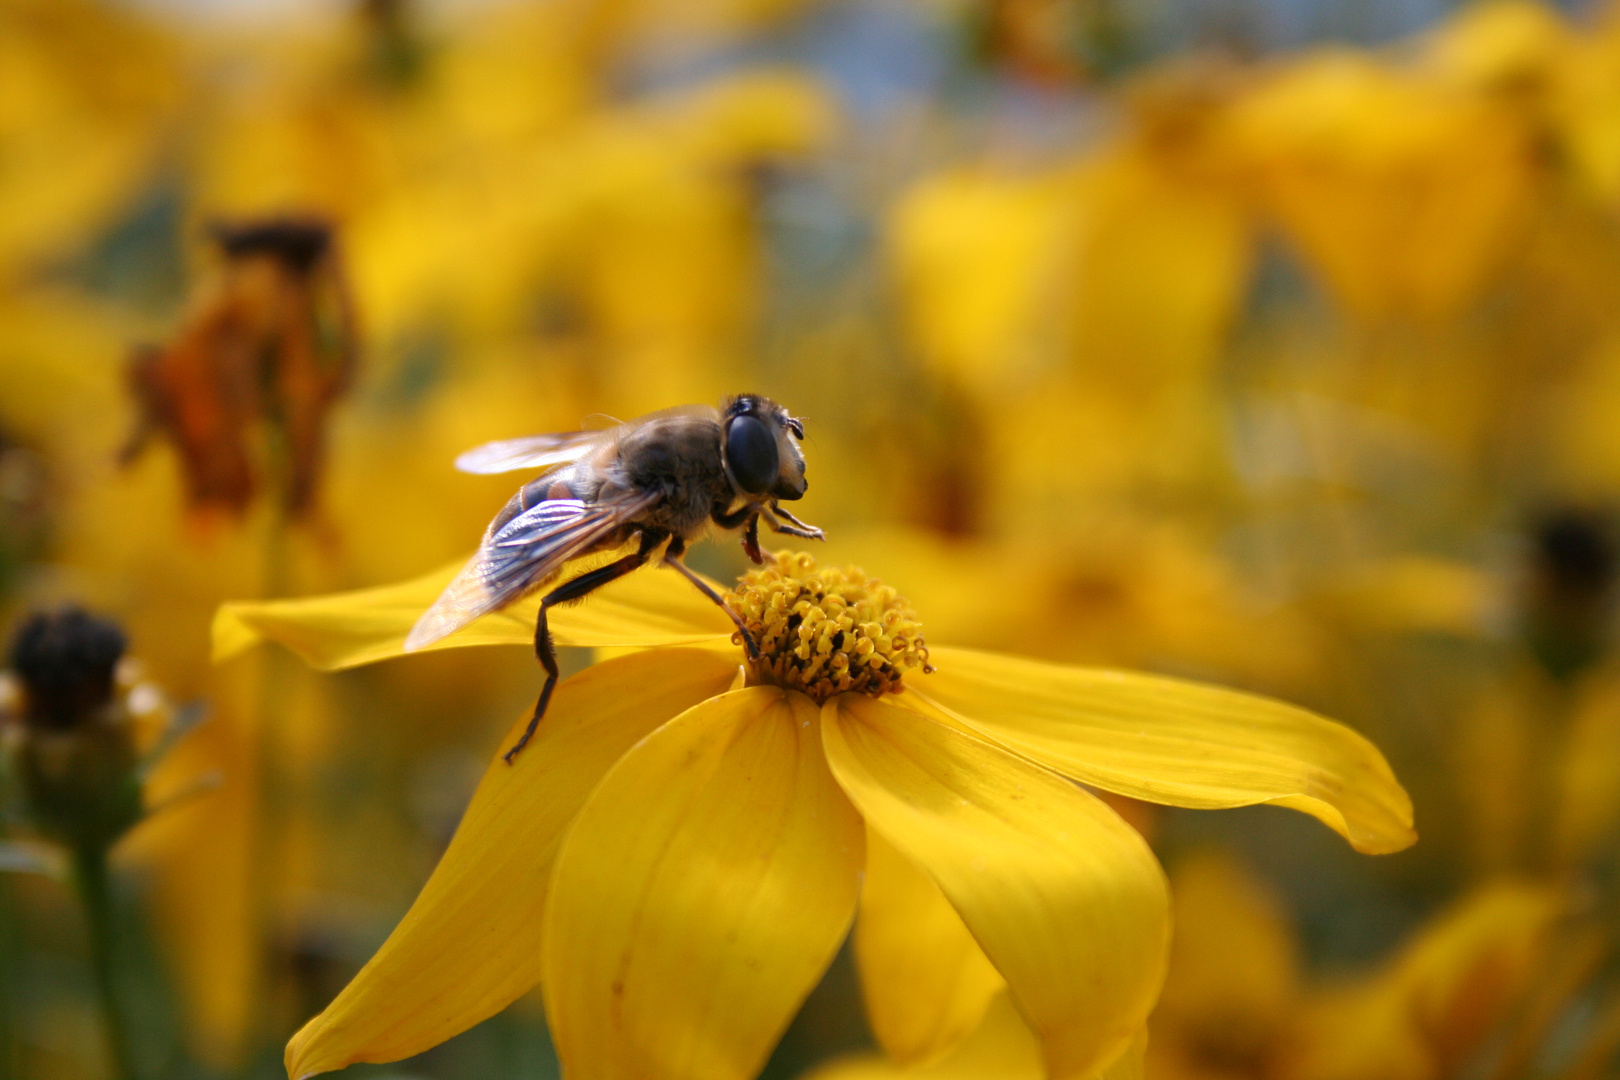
[1315,555,1500,640]
[886,68,1255,519]
[889,100,1251,397]
[1226,49,1538,321]
[1146,852,1300,1080]
[889,166,1071,389]
[1277,883,1565,1080]
[217,548,1412,1080]
[1144,857,1576,1080]
[0,0,181,283]
[1553,663,1620,868]
[1542,6,1620,210]
[1419,0,1572,93]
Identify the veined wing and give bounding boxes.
[454,430,607,475]
[454,404,719,475]
[403,491,657,651]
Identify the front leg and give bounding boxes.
[764,503,825,541]
[741,513,762,564]
[712,501,757,529]
[663,537,762,659]
[711,501,766,564]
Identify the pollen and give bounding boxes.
[725,550,934,704]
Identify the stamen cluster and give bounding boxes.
[726,551,933,704]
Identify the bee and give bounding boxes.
[405,395,824,762]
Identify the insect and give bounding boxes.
[405,395,825,763]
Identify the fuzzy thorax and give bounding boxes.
[726,551,933,703]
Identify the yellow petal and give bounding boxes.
[214,555,733,670]
[284,649,738,1079]
[855,827,1004,1066]
[802,995,1146,1080]
[542,687,863,1080]
[915,647,1414,855]
[823,695,1170,1080]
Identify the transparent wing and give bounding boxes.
[453,431,606,475]
[454,405,719,475]
[403,491,657,651]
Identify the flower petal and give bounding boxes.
[802,995,1146,1080]
[823,695,1169,1080]
[542,687,864,1080]
[284,648,738,1080]
[214,554,733,670]
[915,646,1415,855]
[855,826,1004,1066]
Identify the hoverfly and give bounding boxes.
[405,395,824,762]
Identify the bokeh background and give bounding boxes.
[6,0,1620,1077]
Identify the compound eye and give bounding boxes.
[726,415,780,495]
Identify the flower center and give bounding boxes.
[725,551,934,704]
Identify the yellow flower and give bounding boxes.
[888,165,1072,390]
[215,549,1413,1080]
[1145,855,1570,1080]
[1224,49,1538,321]
[1277,882,1567,1080]
[0,0,181,284]
[1146,852,1300,1080]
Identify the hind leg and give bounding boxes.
[503,540,658,763]
[506,606,564,764]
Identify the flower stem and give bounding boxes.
[72,843,138,1080]
[0,875,17,1080]
[249,492,296,1052]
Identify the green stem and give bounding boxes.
[0,873,16,1080]
[248,493,295,1056]
[73,844,137,1080]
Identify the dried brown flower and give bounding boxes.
[121,217,358,519]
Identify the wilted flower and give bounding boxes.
[217,548,1413,1080]
[121,217,358,521]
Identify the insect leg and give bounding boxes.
[710,502,765,564]
[741,513,763,564]
[712,503,756,529]
[663,538,762,660]
[502,537,659,764]
[764,503,825,541]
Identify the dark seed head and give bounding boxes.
[1524,508,1618,680]
[9,608,126,733]
[210,218,333,274]
[1534,511,1615,598]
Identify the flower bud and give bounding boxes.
[5,609,142,850]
